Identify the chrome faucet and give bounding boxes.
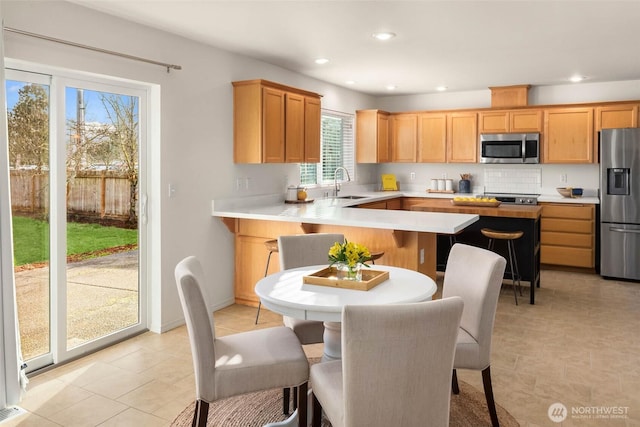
[333,167,351,197]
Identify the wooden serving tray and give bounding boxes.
[427,189,454,194]
[451,200,501,207]
[285,199,314,204]
[303,267,389,291]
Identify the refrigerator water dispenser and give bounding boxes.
[607,168,630,195]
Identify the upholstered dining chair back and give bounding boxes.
[311,297,464,427]
[174,256,217,402]
[277,233,345,270]
[442,243,506,370]
[175,256,310,427]
[277,233,345,346]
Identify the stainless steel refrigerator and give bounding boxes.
[600,128,640,281]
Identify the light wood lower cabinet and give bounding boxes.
[540,203,595,268]
[229,218,436,306]
[357,198,402,210]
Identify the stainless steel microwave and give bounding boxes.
[480,133,540,164]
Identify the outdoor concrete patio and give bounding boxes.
[14,250,139,359]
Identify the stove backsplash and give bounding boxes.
[483,168,542,194]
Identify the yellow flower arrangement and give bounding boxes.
[328,239,372,268]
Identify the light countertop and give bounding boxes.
[212,192,478,234]
[211,189,598,234]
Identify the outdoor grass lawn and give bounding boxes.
[12,215,138,266]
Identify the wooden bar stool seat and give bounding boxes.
[369,250,384,264]
[255,239,278,324]
[480,228,523,305]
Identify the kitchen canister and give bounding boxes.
[430,179,438,191]
[445,179,453,191]
[458,179,471,193]
[437,179,446,191]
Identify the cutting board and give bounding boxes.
[381,174,398,191]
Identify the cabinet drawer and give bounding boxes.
[542,218,593,234]
[541,231,593,248]
[541,245,594,268]
[541,204,594,220]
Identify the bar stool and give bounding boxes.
[255,239,278,324]
[480,228,523,305]
[369,250,384,264]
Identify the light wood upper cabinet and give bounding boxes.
[594,103,638,161]
[417,113,447,163]
[285,93,305,163]
[391,113,418,162]
[595,103,638,130]
[479,109,542,133]
[233,79,322,163]
[356,110,390,163]
[543,107,594,163]
[447,112,478,163]
[304,97,321,163]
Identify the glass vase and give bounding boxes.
[336,262,362,281]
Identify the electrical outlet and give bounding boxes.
[561,173,568,183]
[410,172,416,181]
[168,184,176,198]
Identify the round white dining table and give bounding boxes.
[255,264,437,361]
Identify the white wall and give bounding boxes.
[1,0,374,332]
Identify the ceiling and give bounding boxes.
[70,1,640,96]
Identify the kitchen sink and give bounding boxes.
[335,195,367,199]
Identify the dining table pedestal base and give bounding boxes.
[322,321,342,361]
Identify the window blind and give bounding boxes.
[300,110,354,185]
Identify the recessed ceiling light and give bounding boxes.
[386,85,397,91]
[315,58,329,65]
[372,32,396,41]
[345,80,356,85]
[569,75,586,83]
[436,86,448,92]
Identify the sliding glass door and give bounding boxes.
[6,68,148,372]
[6,71,53,370]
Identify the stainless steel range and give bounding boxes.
[481,193,539,205]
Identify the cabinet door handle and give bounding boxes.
[610,227,640,234]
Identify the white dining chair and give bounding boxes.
[277,233,345,413]
[442,243,507,427]
[277,233,345,344]
[310,297,464,427]
[175,256,309,427]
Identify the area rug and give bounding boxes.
[171,362,519,427]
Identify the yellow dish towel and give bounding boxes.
[381,174,398,191]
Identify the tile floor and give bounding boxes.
[4,268,640,427]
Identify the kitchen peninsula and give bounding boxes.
[211,193,478,306]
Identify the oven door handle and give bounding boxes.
[609,227,640,234]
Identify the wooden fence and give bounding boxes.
[10,170,136,225]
